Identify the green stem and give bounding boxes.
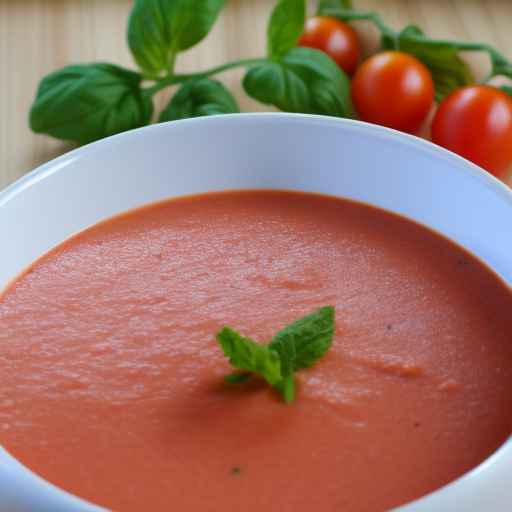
[187,57,268,79]
[146,57,267,96]
[320,8,398,47]
[402,38,502,63]
[145,75,183,96]
[167,49,177,77]
[276,374,295,404]
[444,40,501,57]
[402,37,512,80]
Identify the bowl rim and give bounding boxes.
[2,112,512,209]
[1,112,511,512]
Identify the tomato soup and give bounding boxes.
[1,190,511,512]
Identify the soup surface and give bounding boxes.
[1,190,511,512]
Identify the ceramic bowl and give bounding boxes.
[1,113,511,512]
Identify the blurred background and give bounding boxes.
[1,0,511,190]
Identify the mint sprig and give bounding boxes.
[217,306,335,403]
[217,327,283,387]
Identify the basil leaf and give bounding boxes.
[317,0,353,11]
[217,328,282,387]
[269,306,335,375]
[243,47,352,116]
[29,63,153,144]
[397,25,473,101]
[159,78,238,122]
[267,0,305,59]
[128,0,225,77]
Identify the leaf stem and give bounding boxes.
[278,374,296,404]
[320,8,398,47]
[145,57,267,96]
[167,49,178,77]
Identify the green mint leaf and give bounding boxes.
[267,0,305,59]
[317,0,353,11]
[269,306,335,374]
[397,25,474,101]
[218,306,335,403]
[158,78,239,122]
[243,47,352,117]
[217,328,282,387]
[29,63,153,144]
[500,85,512,98]
[224,372,252,384]
[128,0,225,77]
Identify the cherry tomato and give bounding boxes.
[351,51,434,133]
[298,16,361,75]
[431,85,512,177]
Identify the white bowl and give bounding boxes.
[1,113,511,512]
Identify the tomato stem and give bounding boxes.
[319,8,398,48]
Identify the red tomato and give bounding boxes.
[351,51,434,133]
[431,85,512,177]
[298,16,361,75]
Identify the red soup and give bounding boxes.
[1,190,511,512]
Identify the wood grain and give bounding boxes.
[1,0,511,190]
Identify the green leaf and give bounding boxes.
[317,0,352,11]
[159,78,239,122]
[127,0,225,77]
[224,372,252,384]
[218,306,335,403]
[269,306,335,375]
[397,25,474,101]
[243,47,352,116]
[217,328,282,387]
[267,0,305,59]
[29,63,153,144]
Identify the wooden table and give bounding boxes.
[1,0,512,190]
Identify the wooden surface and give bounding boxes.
[1,0,512,190]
